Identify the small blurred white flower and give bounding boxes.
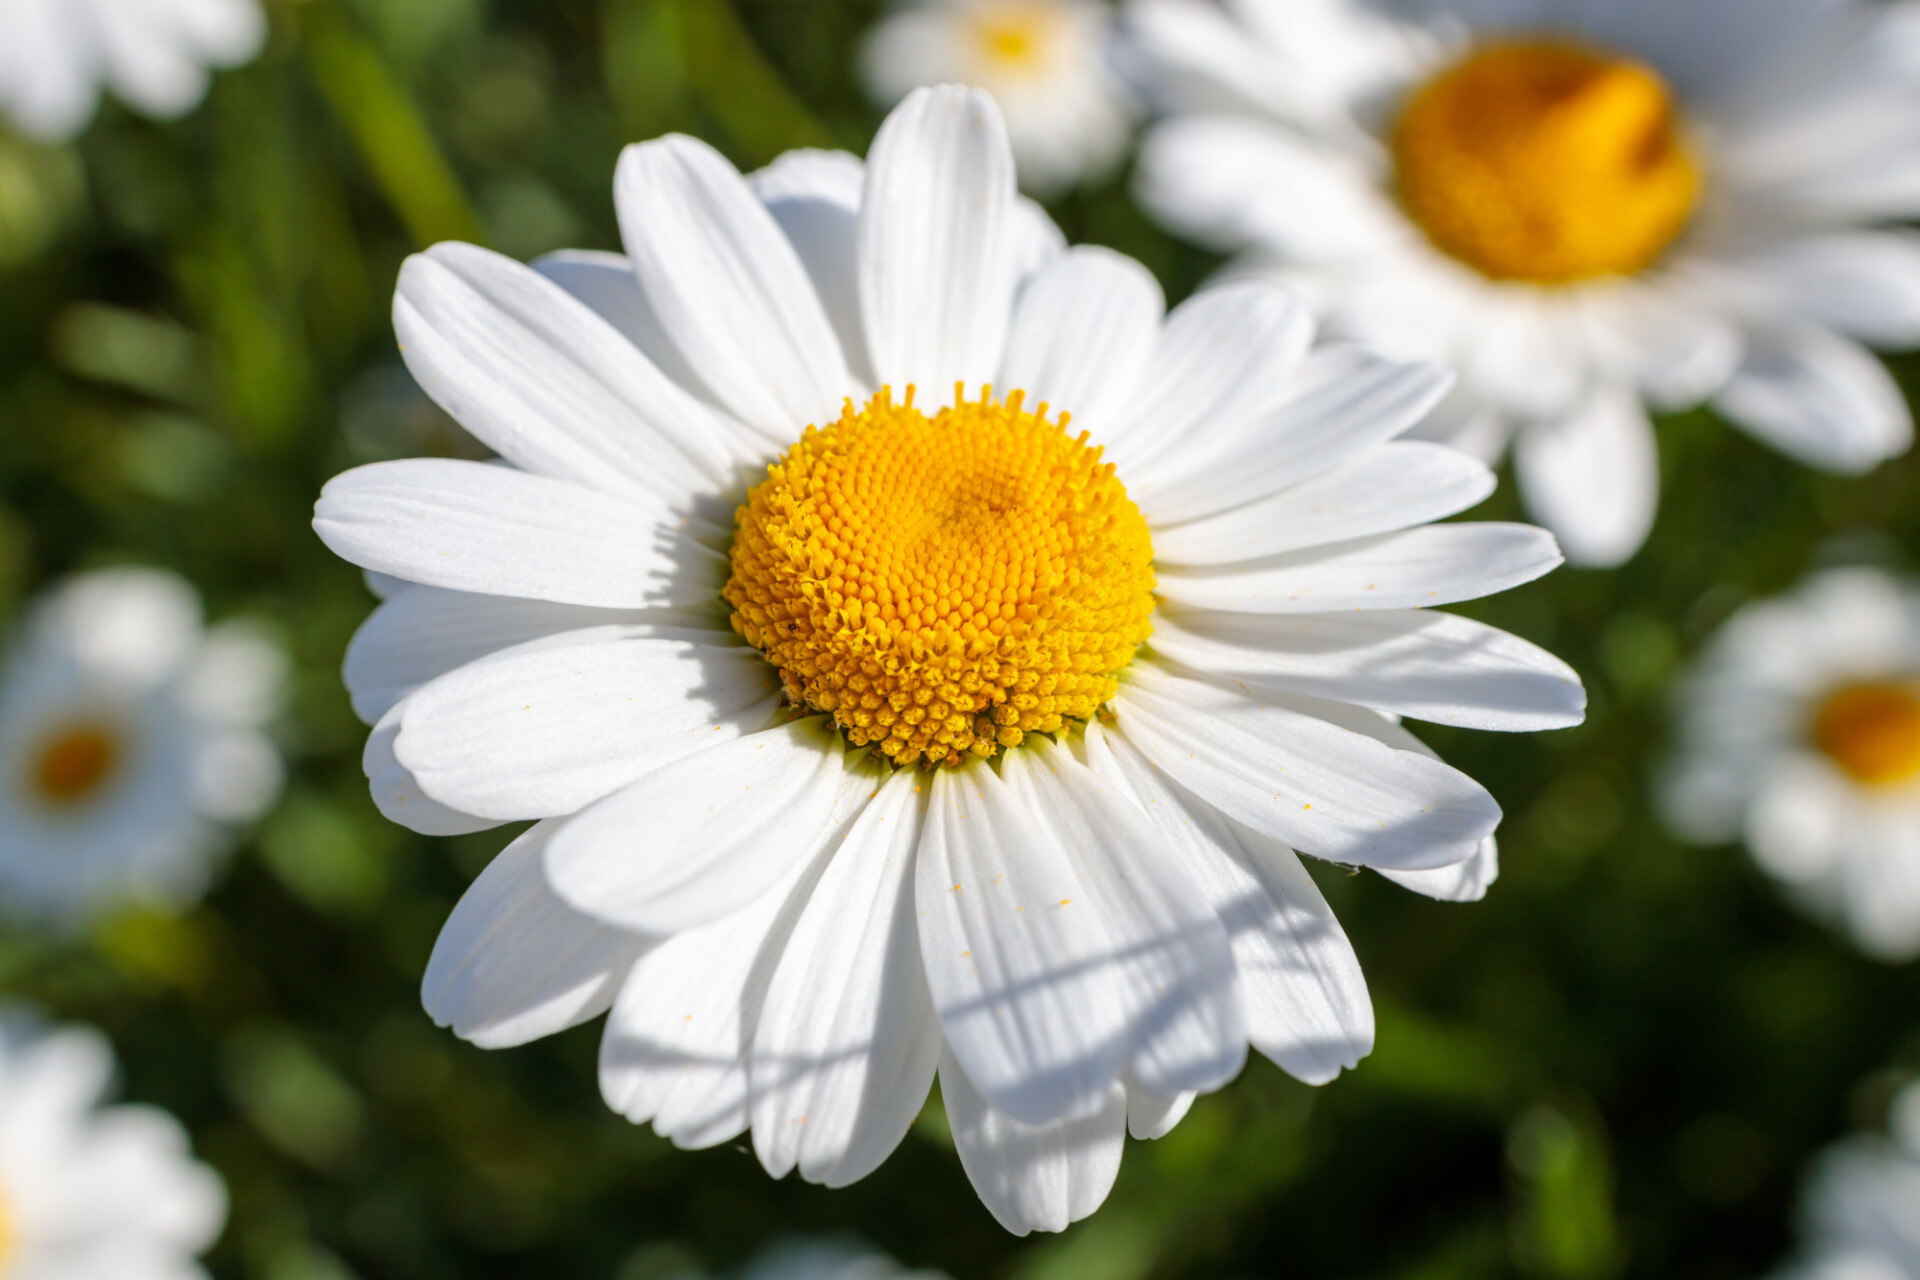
[0,567,286,925]
[1770,1082,1920,1280]
[0,0,266,142]
[0,1008,227,1278]
[1126,0,1920,567]
[737,1238,947,1280]
[1663,567,1920,961]
[861,0,1135,194]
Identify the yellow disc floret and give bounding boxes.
[29,722,122,807]
[1812,681,1920,788]
[1393,40,1703,283]
[725,387,1155,768]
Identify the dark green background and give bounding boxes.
[1,1,1914,1276]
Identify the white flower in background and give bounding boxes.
[1663,568,1920,962]
[1770,1081,1920,1280]
[862,0,1134,194]
[1126,0,1920,567]
[736,1237,947,1280]
[0,0,266,142]
[314,86,1584,1233]
[0,568,286,925]
[0,1008,227,1278]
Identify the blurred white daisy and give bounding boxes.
[0,567,286,925]
[0,0,266,142]
[1770,1081,1920,1280]
[1663,567,1920,961]
[736,1237,947,1280]
[861,0,1135,194]
[1126,0,1920,566]
[0,1008,227,1278]
[314,86,1583,1233]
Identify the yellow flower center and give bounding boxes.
[1812,682,1920,787]
[1392,40,1703,283]
[725,388,1155,768]
[970,3,1058,73]
[27,721,122,807]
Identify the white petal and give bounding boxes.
[1155,523,1563,613]
[343,586,692,725]
[544,718,871,934]
[915,763,1130,1125]
[1713,324,1914,472]
[422,820,651,1048]
[531,249,725,426]
[1133,115,1403,262]
[1101,280,1315,475]
[1003,741,1245,1101]
[749,148,875,388]
[1147,607,1584,731]
[392,243,740,498]
[939,1050,1125,1237]
[1082,722,1373,1085]
[1125,1086,1195,1140]
[1151,441,1494,566]
[997,246,1164,439]
[615,134,853,435]
[1575,281,1742,410]
[859,86,1019,402]
[750,770,941,1188]
[1133,348,1452,525]
[597,842,830,1149]
[363,703,501,836]
[1380,835,1499,902]
[1115,661,1501,870]
[1512,385,1660,569]
[1723,231,1920,346]
[314,459,723,610]
[395,632,780,820]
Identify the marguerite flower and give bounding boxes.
[861,0,1135,195]
[314,86,1584,1234]
[1663,567,1920,962]
[1126,0,1920,566]
[1769,1080,1920,1280]
[0,568,286,926]
[0,1008,227,1278]
[0,0,266,142]
[737,1238,946,1280]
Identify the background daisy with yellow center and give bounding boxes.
[0,568,286,927]
[314,85,1584,1233]
[860,0,1137,195]
[1663,567,1920,962]
[1125,0,1920,567]
[0,1008,226,1279]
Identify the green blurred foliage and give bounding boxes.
[0,1,1917,1278]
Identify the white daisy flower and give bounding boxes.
[1770,1081,1920,1280]
[861,0,1135,195]
[737,1237,947,1280]
[0,1008,227,1278]
[0,0,266,142]
[1663,567,1920,962]
[1125,0,1920,566]
[313,86,1584,1234]
[0,567,286,926]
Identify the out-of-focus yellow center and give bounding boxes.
[725,387,1155,768]
[1392,40,1703,283]
[28,722,122,806]
[970,3,1057,72]
[1812,682,1920,787]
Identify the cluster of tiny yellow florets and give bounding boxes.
[1393,40,1703,283]
[724,386,1156,768]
